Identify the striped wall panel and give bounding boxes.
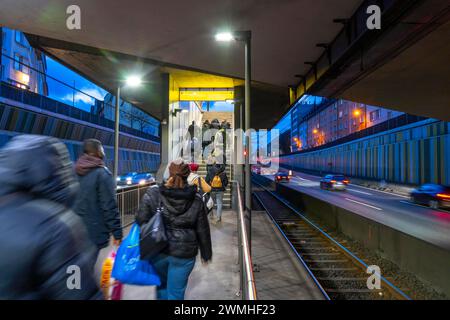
[0,103,160,154]
[280,120,450,186]
[0,103,161,175]
[0,132,160,175]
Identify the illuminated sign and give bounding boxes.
[179,88,234,101]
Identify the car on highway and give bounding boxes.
[252,165,262,174]
[133,173,155,185]
[116,172,138,186]
[320,174,350,191]
[410,184,450,209]
[275,171,290,183]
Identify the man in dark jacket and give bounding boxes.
[0,135,100,299]
[73,139,122,254]
[205,163,229,223]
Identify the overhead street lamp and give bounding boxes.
[215,29,252,245]
[113,75,143,182]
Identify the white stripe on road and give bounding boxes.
[399,200,450,213]
[350,184,409,199]
[347,188,372,196]
[345,198,383,211]
[295,176,311,181]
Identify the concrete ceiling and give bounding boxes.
[1,0,448,124]
[339,20,450,120]
[312,0,450,121]
[0,0,363,88]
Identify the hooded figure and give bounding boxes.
[0,135,100,299]
[136,159,212,300]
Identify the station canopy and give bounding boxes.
[0,0,449,123]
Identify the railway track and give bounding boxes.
[252,182,411,300]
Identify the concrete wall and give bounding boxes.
[254,175,450,297]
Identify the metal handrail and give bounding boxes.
[234,180,257,300]
[116,183,151,228]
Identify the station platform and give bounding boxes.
[185,210,239,300]
[94,211,240,300]
[95,207,323,300]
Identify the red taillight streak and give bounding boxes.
[437,193,450,199]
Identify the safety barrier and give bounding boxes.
[116,183,150,227]
[234,180,257,300]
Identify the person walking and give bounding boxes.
[187,121,201,162]
[0,135,100,299]
[187,163,211,194]
[136,159,212,300]
[206,163,229,223]
[201,120,211,154]
[206,153,216,174]
[73,139,123,257]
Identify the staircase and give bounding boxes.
[197,111,234,209]
[197,162,233,209]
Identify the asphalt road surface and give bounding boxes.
[263,171,450,251]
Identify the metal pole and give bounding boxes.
[244,33,252,250]
[113,86,121,182]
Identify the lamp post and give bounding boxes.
[113,75,143,183]
[215,30,252,245]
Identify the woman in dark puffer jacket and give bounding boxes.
[136,159,212,300]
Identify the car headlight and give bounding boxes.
[139,179,146,185]
[116,177,121,181]
[126,177,132,181]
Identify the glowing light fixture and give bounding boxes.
[353,109,361,117]
[215,32,234,42]
[125,75,143,87]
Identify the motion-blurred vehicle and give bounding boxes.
[410,184,450,209]
[320,174,349,191]
[116,172,138,186]
[252,165,262,174]
[275,171,290,183]
[132,173,155,185]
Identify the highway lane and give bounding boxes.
[262,171,450,251]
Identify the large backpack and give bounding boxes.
[211,175,223,189]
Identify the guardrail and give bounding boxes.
[234,180,257,300]
[116,183,151,227]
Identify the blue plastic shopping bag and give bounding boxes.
[111,224,161,286]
